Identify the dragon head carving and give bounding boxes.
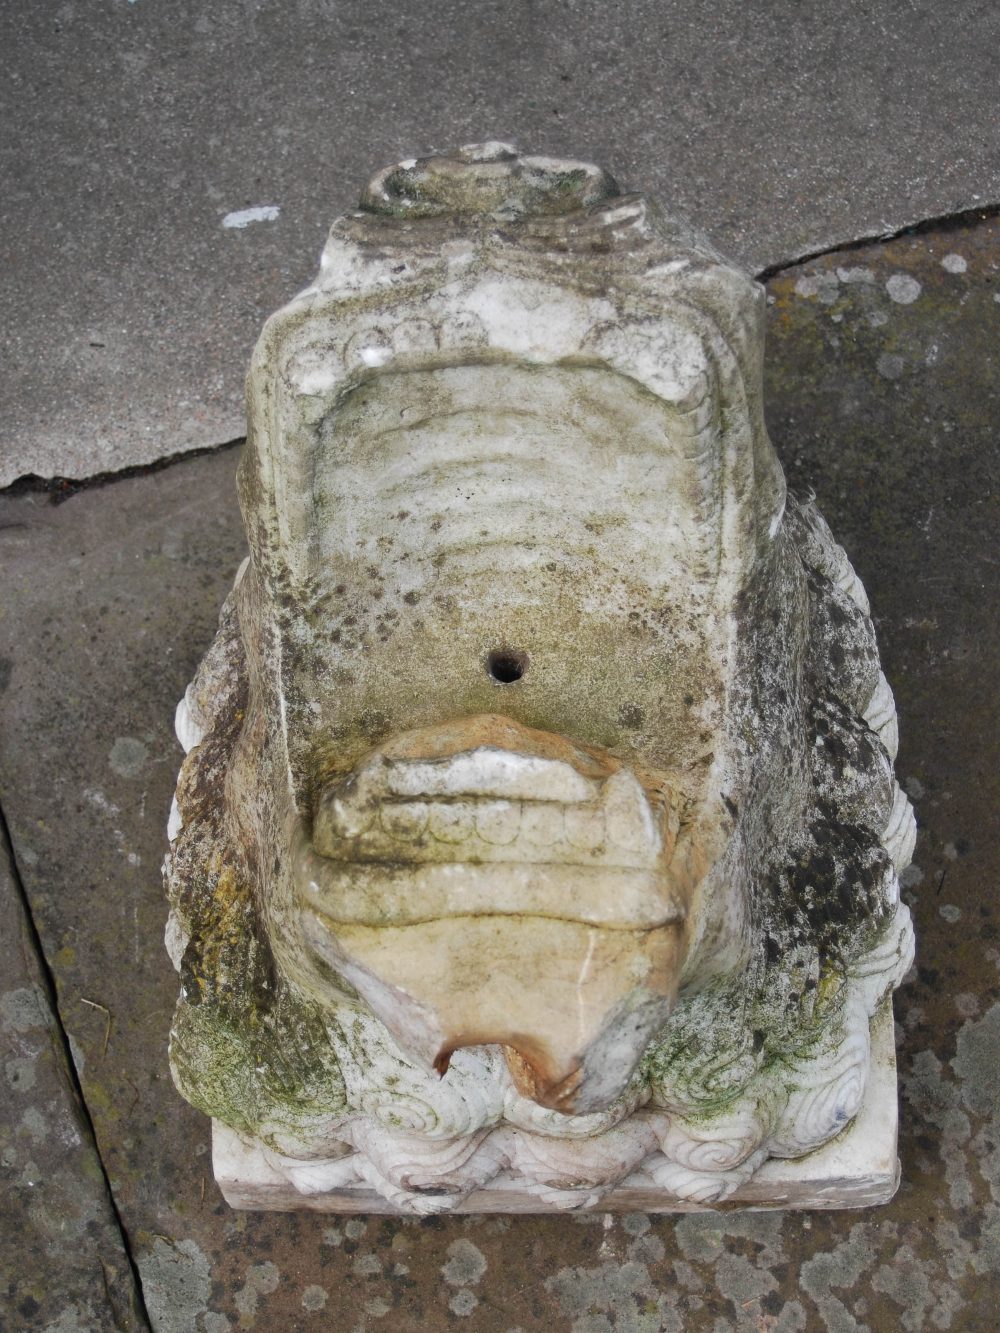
[165,144,914,1211]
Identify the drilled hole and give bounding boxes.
[487,649,528,684]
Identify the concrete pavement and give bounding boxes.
[3,0,1000,484]
[1,213,998,1329]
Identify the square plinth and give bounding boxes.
[212,1002,899,1214]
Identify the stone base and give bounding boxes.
[213,1003,899,1214]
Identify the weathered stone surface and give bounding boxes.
[3,1,1000,485]
[0,832,146,1330]
[163,145,913,1212]
[0,212,997,1326]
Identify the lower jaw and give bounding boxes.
[299,908,685,1114]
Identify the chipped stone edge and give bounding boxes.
[212,1001,898,1214]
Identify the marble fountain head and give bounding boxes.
[165,143,914,1210]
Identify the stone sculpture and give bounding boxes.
[164,143,915,1212]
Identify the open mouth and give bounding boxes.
[289,715,694,1112]
[296,714,686,931]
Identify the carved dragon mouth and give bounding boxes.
[291,714,697,1112]
[295,713,687,930]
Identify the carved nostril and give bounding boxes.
[487,649,528,684]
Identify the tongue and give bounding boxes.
[301,907,685,1114]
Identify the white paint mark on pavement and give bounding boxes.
[222,206,281,230]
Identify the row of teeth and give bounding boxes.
[323,792,661,865]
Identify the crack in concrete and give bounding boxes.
[755,200,1000,282]
[0,802,154,1332]
[0,437,246,504]
[1,199,997,502]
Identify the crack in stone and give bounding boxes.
[0,801,154,1332]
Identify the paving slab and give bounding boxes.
[0,830,147,1330]
[0,215,998,1329]
[3,0,1000,485]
